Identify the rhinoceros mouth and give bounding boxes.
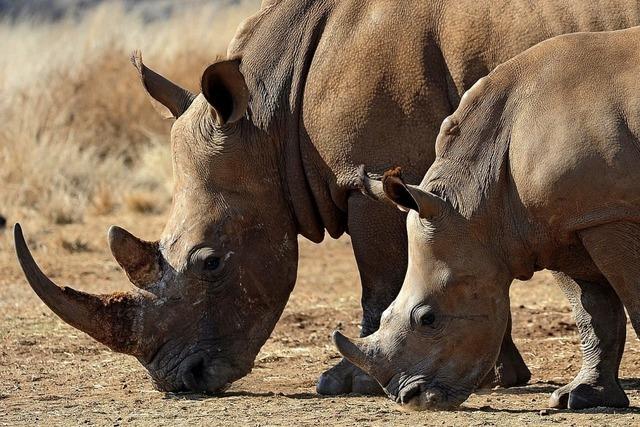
[143,341,248,394]
[147,355,240,394]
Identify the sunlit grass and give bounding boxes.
[0,1,259,225]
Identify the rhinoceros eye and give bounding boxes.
[203,256,221,271]
[420,312,436,326]
[411,304,438,331]
[190,247,226,280]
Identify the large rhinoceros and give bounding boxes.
[335,26,640,410]
[14,0,640,395]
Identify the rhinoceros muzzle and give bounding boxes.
[146,351,233,394]
[142,338,248,394]
[386,374,462,411]
[333,330,471,410]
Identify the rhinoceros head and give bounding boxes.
[15,53,299,393]
[334,169,512,410]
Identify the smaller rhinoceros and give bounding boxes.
[334,26,640,411]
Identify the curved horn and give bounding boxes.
[333,331,372,371]
[131,50,195,119]
[14,224,147,356]
[333,330,392,382]
[334,330,401,392]
[108,226,162,288]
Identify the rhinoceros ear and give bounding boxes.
[381,167,450,219]
[131,50,196,119]
[201,59,249,125]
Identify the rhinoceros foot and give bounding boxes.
[549,378,629,409]
[316,358,383,395]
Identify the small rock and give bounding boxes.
[0,215,6,229]
[539,409,549,416]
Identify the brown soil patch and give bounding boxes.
[1,214,640,426]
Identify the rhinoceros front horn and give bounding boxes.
[14,224,148,356]
[108,226,162,288]
[333,331,386,377]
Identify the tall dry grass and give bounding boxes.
[0,1,259,225]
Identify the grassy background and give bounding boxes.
[0,0,259,226]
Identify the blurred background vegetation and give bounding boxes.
[0,0,259,225]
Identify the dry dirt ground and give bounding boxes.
[2,213,640,426]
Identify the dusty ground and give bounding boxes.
[1,213,640,426]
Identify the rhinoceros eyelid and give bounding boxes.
[410,304,439,331]
[186,247,221,268]
[186,243,218,258]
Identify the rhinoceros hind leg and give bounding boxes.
[479,312,531,388]
[316,358,383,395]
[549,273,627,409]
[580,221,640,336]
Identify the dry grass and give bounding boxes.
[0,0,260,226]
[58,236,93,253]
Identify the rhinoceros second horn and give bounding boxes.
[108,225,162,288]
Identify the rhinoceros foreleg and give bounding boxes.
[316,358,380,395]
[549,272,628,409]
[346,194,408,337]
[317,193,405,395]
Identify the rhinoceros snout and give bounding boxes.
[146,349,240,394]
[178,355,232,394]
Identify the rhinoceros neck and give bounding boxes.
[424,75,535,279]
[230,0,337,243]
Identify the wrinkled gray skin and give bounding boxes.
[335,26,640,410]
[15,0,640,395]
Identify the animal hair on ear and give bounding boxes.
[382,166,403,181]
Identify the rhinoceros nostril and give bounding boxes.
[179,357,233,394]
[181,357,207,392]
[398,384,422,405]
